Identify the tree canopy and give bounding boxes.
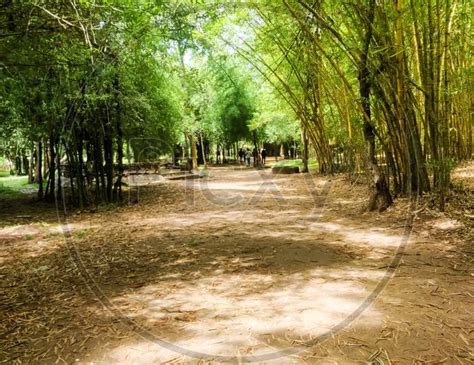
[0,0,471,210]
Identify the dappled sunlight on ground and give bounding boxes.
[91,266,382,363]
[125,209,301,229]
[429,217,463,230]
[1,165,472,364]
[0,224,43,238]
[0,222,98,265]
[0,221,98,238]
[195,180,294,192]
[184,170,314,206]
[451,162,474,189]
[308,221,403,248]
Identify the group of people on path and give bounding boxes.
[238,147,267,167]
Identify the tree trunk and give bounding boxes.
[28,148,34,184]
[200,133,207,168]
[104,132,113,203]
[47,134,56,201]
[76,133,87,208]
[22,155,29,176]
[113,118,124,201]
[190,134,198,170]
[15,156,21,175]
[37,140,43,199]
[56,140,62,200]
[112,72,123,202]
[301,126,309,173]
[360,0,392,211]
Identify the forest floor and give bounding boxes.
[1,162,473,364]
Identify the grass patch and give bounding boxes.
[0,169,10,178]
[0,171,38,199]
[272,158,318,170]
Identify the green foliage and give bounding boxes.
[249,84,300,144]
[209,60,254,145]
[1,0,469,208]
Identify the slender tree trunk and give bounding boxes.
[360,0,392,211]
[28,147,34,183]
[15,156,21,175]
[113,117,124,201]
[22,155,28,176]
[302,126,309,173]
[57,139,62,200]
[104,132,113,203]
[76,133,87,208]
[200,133,207,168]
[47,134,56,200]
[37,140,43,199]
[66,148,76,206]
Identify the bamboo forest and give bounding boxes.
[0,1,472,364]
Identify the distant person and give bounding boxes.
[261,148,267,165]
[245,148,251,167]
[238,148,244,164]
[252,147,258,167]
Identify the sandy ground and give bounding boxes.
[0,163,473,364]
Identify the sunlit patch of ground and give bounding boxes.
[100,268,382,360]
[451,161,474,189]
[0,222,97,265]
[0,224,43,238]
[430,217,463,230]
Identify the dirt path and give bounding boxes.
[1,165,472,364]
